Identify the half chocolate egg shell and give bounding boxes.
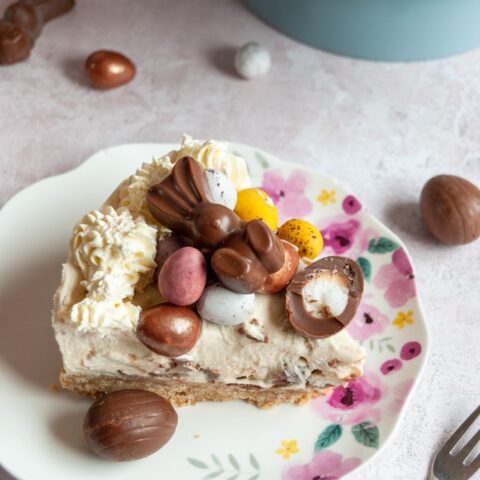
[285,256,364,339]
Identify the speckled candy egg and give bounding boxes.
[158,247,207,305]
[277,219,323,259]
[196,284,255,326]
[234,188,278,230]
[234,42,271,79]
[203,169,237,209]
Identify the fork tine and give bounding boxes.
[441,405,480,455]
[466,454,480,478]
[459,428,480,460]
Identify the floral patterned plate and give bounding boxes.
[0,143,429,480]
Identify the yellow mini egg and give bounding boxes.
[234,188,278,231]
[277,219,323,259]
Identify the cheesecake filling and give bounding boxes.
[52,136,365,391]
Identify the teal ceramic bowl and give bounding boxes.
[246,0,480,61]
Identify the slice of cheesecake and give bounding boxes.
[52,136,365,408]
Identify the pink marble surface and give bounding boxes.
[1,1,479,478]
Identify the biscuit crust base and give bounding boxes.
[59,370,361,409]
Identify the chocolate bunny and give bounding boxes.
[147,157,285,293]
[0,0,75,65]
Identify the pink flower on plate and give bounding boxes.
[387,378,414,416]
[373,248,416,308]
[313,371,384,426]
[347,302,389,341]
[261,170,312,223]
[283,450,361,480]
[319,216,378,258]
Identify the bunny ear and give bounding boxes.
[211,247,266,294]
[171,156,208,205]
[147,156,208,232]
[246,220,285,273]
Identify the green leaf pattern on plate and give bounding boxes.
[357,256,372,281]
[187,454,261,479]
[351,422,380,449]
[314,424,343,451]
[368,237,399,254]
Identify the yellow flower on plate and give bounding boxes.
[393,310,414,329]
[275,439,300,460]
[316,189,336,206]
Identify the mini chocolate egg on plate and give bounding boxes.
[196,284,256,326]
[158,247,207,306]
[137,304,201,357]
[203,169,237,209]
[84,389,177,461]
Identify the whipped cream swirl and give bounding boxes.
[70,206,157,332]
[172,134,250,190]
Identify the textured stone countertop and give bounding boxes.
[1,1,479,479]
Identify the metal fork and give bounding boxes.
[431,405,480,480]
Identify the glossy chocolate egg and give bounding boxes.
[84,389,177,461]
[85,50,135,89]
[420,175,480,245]
[137,304,201,357]
[158,247,207,306]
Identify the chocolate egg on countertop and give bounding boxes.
[158,247,207,306]
[420,175,480,245]
[85,50,135,89]
[137,304,201,357]
[84,389,177,461]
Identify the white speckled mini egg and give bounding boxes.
[203,169,237,209]
[196,284,255,326]
[234,42,271,79]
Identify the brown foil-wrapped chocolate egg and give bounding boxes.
[137,304,201,357]
[420,174,480,245]
[85,50,135,89]
[286,256,364,339]
[84,389,177,461]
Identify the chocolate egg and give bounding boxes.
[155,233,191,272]
[84,389,177,461]
[420,174,480,245]
[196,284,255,326]
[203,169,237,209]
[137,304,201,357]
[158,247,207,305]
[286,256,364,339]
[85,50,135,89]
[260,240,300,294]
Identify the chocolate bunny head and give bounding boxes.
[212,220,285,293]
[147,157,285,293]
[147,156,244,249]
